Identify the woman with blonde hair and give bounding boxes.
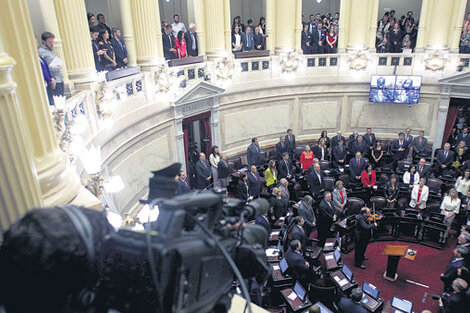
[270,187,288,219]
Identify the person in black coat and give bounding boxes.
[247,166,261,198]
[195,152,211,189]
[301,23,313,54]
[436,143,455,176]
[162,24,177,60]
[184,23,198,56]
[270,187,288,219]
[384,175,400,208]
[307,163,324,195]
[416,158,432,179]
[391,132,408,168]
[388,22,403,53]
[278,152,294,180]
[255,205,272,235]
[253,26,264,50]
[333,140,348,167]
[297,195,316,235]
[237,173,250,201]
[440,246,468,291]
[338,288,368,313]
[331,130,346,148]
[349,152,366,183]
[354,208,377,268]
[110,28,128,68]
[438,278,470,313]
[176,171,191,195]
[311,21,325,53]
[351,135,369,157]
[318,192,337,247]
[90,26,105,71]
[217,155,230,187]
[363,128,376,151]
[285,129,296,158]
[291,216,308,249]
[247,137,261,166]
[286,240,315,285]
[276,136,289,160]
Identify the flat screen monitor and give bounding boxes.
[334,247,341,262]
[391,296,413,313]
[342,264,353,281]
[394,75,422,104]
[279,258,288,274]
[369,75,396,103]
[294,282,307,302]
[362,282,379,299]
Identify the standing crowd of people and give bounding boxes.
[301,12,339,54]
[375,9,418,53]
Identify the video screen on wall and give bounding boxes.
[369,75,422,104]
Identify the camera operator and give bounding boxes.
[437,278,470,313]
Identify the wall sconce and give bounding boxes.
[279,52,299,73]
[80,145,103,198]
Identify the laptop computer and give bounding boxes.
[391,296,413,313]
[293,282,307,302]
[279,257,288,274]
[361,282,380,311]
[342,264,353,282]
[325,246,341,270]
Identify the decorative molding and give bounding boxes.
[348,51,369,71]
[424,51,447,71]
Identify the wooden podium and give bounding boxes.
[383,245,408,281]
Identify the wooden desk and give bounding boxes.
[329,270,357,293]
[270,262,293,284]
[383,245,408,281]
[168,55,204,67]
[280,288,312,312]
[269,229,281,243]
[235,50,270,59]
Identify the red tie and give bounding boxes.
[203,161,207,168]
[419,138,422,145]
[357,159,360,167]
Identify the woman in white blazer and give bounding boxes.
[409,178,429,210]
[403,165,420,190]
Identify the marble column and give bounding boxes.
[294,0,303,53]
[367,0,379,51]
[274,0,296,53]
[0,37,43,235]
[337,0,351,52]
[347,0,372,50]
[120,0,137,66]
[193,0,207,55]
[33,0,73,93]
[426,0,453,50]
[448,0,467,53]
[53,0,97,86]
[223,0,232,52]
[0,0,82,206]
[265,0,276,53]
[433,86,451,153]
[415,0,430,52]
[131,0,164,68]
[204,0,228,59]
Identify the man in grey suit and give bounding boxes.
[195,152,211,189]
[413,130,428,157]
[298,195,316,235]
[241,26,255,51]
[247,137,261,166]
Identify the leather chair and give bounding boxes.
[397,197,409,210]
[232,157,243,170]
[339,174,351,190]
[323,177,335,192]
[267,148,277,161]
[426,177,443,196]
[295,146,306,159]
[370,196,387,211]
[425,202,441,214]
[397,159,412,176]
[308,283,339,311]
[344,197,364,216]
[320,160,330,171]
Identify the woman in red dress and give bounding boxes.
[326,25,337,53]
[300,145,314,171]
[175,30,187,58]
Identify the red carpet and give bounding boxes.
[341,239,457,313]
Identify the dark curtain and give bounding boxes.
[442,104,460,147]
[203,116,212,157]
[183,123,190,178]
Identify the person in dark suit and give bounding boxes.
[363,128,376,151]
[241,26,255,51]
[388,22,403,53]
[349,152,366,183]
[438,278,470,313]
[110,28,128,68]
[416,158,432,179]
[301,23,313,54]
[351,135,369,157]
[255,205,271,235]
[291,216,308,249]
[247,166,261,199]
[462,159,470,173]
[247,137,261,166]
[97,14,112,39]
[338,288,368,313]
[311,21,325,53]
[184,23,198,56]
[413,130,428,157]
[237,173,250,201]
[276,136,289,161]
[285,129,296,158]
[318,130,331,148]
[286,239,315,285]
[354,207,377,269]
[318,192,337,247]
[195,153,211,189]
[278,152,294,180]
[314,138,329,161]
[457,127,470,147]
[176,171,191,195]
[440,246,468,291]
[217,154,230,188]
[333,139,347,167]
[384,174,399,208]
[253,26,264,50]
[298,195,316,235]
[162,24,177,60]
[404,128,413,152]
[331,130,346,149]
[348,130,359,150]
[391,132,408,168]
[307,163,324,195]
[436,143,455,176]
[90,26,105,72]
